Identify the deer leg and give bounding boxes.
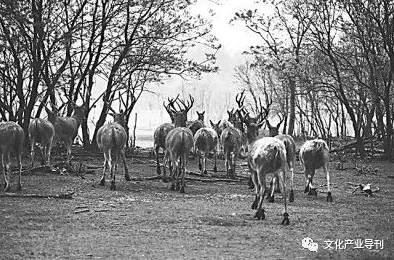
[251,172,259,210]
[231,152,236,179]
[180,157,186,193]
[47,141,52,166]
[16,151,22,191]
[110,154,116,191]
[267,176,276,203]
[254,170,266,220]
[198,152,202,171]
[289,161,295,202]
[278,167,289,225]
[213,150,217,172]
[307,169,317,196]
[2,153,10,192]
[155,146,161,175]
[203,155,208,176]
[30,140,35,167]
[325,164,332,202]
[122,150,130,181]
[176,157,181,191]
[169,159,177,191]
[66,142,72,165]
[100,152,108,186]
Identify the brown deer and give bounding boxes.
[187,110,205,136]
[300,139,332,202]
[194,127,218,175]
[28,118,55,166]
[220,125,243,179]
[237,95,290,224]
[0,122,24,191]
[163,95,194,193]
[153,96,179,179]
[45,103,86,164]
[97,108,131,190]
[265,115,296,202]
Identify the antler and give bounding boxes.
[176,94,194,113]
[235,90,246,109]
[163,94,180,119]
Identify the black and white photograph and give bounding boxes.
[0,0,393,259]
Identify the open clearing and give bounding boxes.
[0,148,393,259]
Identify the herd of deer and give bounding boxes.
[0,91,332,225]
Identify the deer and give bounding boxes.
[300,139,332,202]
[265,115,296,203]
[153,95,180,180]
[163,95,194,193]
[194,126,218,176]
[0,122,24,191]
[237,94,290,225]
[220,125,243,179]
[96,107,131,190]
[45,102,86,165]
[28,118,55,166]
[187,110,205,136]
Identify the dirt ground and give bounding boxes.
[0,147,393,260]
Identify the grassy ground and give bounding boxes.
[0,148,393,259]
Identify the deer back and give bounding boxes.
[165,127,193,160]
[97,122,127,152]
[29,118,55,144]
[249,137,286,173]
[194,127,218,153]
[220,126,242,153]
[0,122,24,153]
[275,134,296,165]
[300,139,329,170]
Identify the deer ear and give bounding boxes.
[202,111,205,115]
[218,120,221,125]
[210,120,214,127]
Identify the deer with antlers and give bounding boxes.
[28,118,55,166]
[96,104,131,190]
[0,122,24,191]
[236,91,290,225]
[153,95,179,180]
[45,102,86,165]
[163,95,194,193]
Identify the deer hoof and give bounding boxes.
[156,166,161,175]
[308,188,317,196]
[16,184,22,192]
[198,163,202,171]
[99,179,105,186]
[281,212,290,225]
[170,183,176,191]
[213,166,217,172]
[180,186,185,193]
[289,190,294,202]
[110,182,116,191]
[268,195,274,203]
[203,170,208,175]
[254,209,265,220]
[304,185,309,193]
[327,192,333,202]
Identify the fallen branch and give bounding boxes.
[128,176,162,181]
[185,176,241,183]
[0,191,74,199]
